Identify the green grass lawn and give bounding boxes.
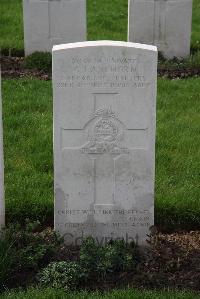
[2,78,200,230]
[0,288,199,299]
[3,79,53,224]
[0,0,200,51]
[0,0,23,51]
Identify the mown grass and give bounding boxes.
[2,79,53,224]
[0,0,200,51]
[0,288,199,299]
[87,0,127,42]
[0,0,23,51]
[156,78,200,230]
[2,78,200,229]
[191,0,200,51]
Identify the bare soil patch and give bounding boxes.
[12,230,200,293]
[83,231,200,292]
[1,56,50,80]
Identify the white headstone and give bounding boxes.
[53,41,157,246]
[23,0,87,55]
[0,70,5,230]
[128,0,193,59]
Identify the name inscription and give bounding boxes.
[56,55,150,89]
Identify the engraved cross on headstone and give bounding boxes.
[30,0,63,45]
[61,93,148,207]
[154,0,167,46]
[48,0,63,46]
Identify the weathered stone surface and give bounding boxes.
[128,0,193,59]
[23,0,86,55]
[53,41,157,246]
[0,70,5,230]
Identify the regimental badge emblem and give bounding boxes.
[80,107,129,155]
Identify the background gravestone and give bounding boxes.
[128,0,193,59]
[23,0,87,55]
[53,41,157,246]
[0,70,5,230]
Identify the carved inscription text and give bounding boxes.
[56,56,149,89]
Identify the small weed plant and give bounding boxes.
[38,261,85,291]
[79,237,136,278]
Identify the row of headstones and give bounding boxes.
[23,0,193,59]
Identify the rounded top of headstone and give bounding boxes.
[52,40,157,52]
